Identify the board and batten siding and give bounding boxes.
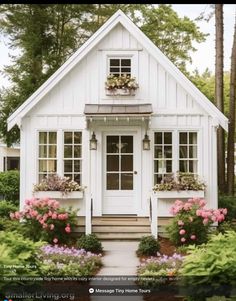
[20,23,217,216]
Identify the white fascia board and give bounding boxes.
[119,14,228,131]
[7,10,124,130]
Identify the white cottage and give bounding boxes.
[8,10,228,239]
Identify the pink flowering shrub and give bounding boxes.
[10,198,78,245]
[167,198,227,246]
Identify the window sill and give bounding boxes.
[105,89,136,96]
[33,190,84,199]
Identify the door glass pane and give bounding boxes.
[121,155,133,171]
[121,136,133,153]
[107,155,119,171]
[107,173,119,190]
[107,136,119,153]
[121,173,133,190]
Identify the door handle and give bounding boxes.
[134,171,137,175]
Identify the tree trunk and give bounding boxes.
[227,16,236,195]
[215,4,226,193]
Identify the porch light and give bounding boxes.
[143,133,150,150]
[90,132,97,150]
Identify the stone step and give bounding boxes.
[92,225,151,233]
[95,232,149,240]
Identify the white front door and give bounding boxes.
[103,133,139,214]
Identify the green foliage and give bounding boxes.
[180,231,236,285]
[217,221,236,234]
[77,234,103,253]
[137,236,160,256]
[189,69,230,116]
[218,195,236,221]
[0,4,206,145]
[0,200,18,217]
[0,231,44,276]
[0,170,19,204]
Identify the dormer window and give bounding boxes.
[109,58,131,77]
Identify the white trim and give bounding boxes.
[7,10,228,131]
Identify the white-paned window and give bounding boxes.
[179,132,198,174]
[38,132,57,182]
[109,58,131,77]
[63,131,82,184]
[154,132,173,184]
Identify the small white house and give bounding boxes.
[0,140,20,172]
[7,10,228,238]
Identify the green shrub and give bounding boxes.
[179,231,236,296]
[219,195,236,221]
[217,221,236,234]
[0,231,44,276]
[0,170,19,205]
[137,236,160,256]
[0,200,18,218]
[77,234,103,253]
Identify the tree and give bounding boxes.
[215,4,226,193]
[227,16,236,195]
[0,4,207,145]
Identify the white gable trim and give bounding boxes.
[8,9,228,131]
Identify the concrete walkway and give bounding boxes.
[90,241,144,300]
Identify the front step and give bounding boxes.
[92,216,151,240]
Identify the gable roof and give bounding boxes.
[8,9,228,131]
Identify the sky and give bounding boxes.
[0,4,235,89]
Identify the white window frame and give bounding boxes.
[37,131,58,182]
[63,130,83,184]
[100,50,138,99]
[108,57,132,77]
[153,131,173,183]
[36,130,83,184]
[153,129,200,184]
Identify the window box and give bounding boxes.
[105,88,136,96]
[153,190,204,199]
[33,190,84,199]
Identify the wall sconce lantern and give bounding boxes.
[90,132,97,150]
[143,133,150,150]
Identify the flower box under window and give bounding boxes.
[153,190,204,199]
[33,190,84,199]
[106,88,136,96]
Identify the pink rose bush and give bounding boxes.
[10,197,78,245]
[167,198,227,246]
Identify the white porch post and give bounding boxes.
[151,193,158,239]
[85,191,92,234]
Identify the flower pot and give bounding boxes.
[153,190,205,199]
[105,88,136,96]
